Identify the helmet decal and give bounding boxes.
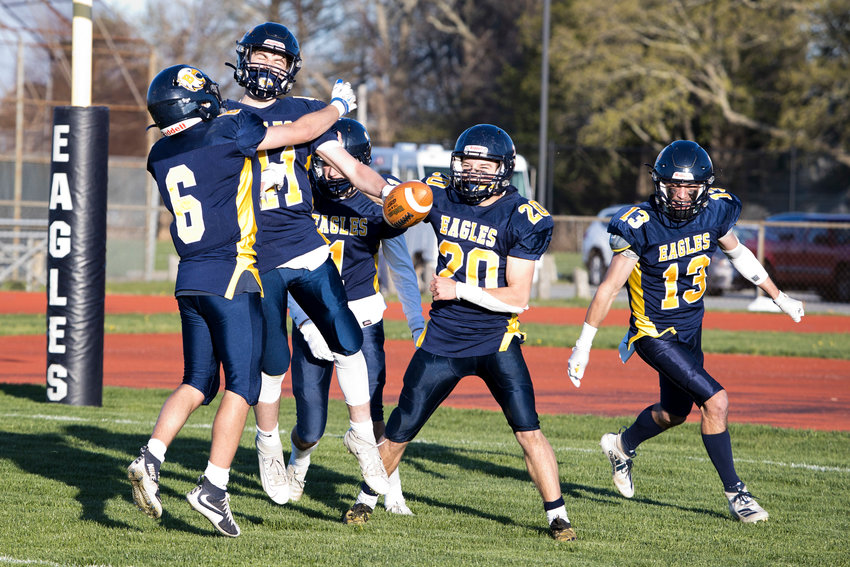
[175,67,205,92]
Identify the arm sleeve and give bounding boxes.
[382,234,425,334]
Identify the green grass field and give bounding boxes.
[1,385,848,567]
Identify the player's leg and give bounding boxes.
[253,269,293,503]
[128,295,212,520]
[344,348,464,524]
[185,291,263,537]
[361,322,412,514]
[287,323,335,501]
[290,260,389,492]
[482,339,575,541]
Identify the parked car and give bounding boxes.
[581,204,738,294]
[744,213,850,302]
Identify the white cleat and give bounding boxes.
[343,428,390,494]
[256,435,289,505]
[385,500,414,515]
[726,484,769,523]
[600,432,635,498]
[287,463,307,502]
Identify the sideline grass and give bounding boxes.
[1,384,848,567]
[3,314,849,360]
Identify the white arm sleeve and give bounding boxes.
[382,234,426,336]
[722,242,768,285]
[287,295,310,329]
[455,281,528,314]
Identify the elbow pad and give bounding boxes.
[455,282,527,314]
[723,243,768,285]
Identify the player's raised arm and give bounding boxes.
[258,80,356,150]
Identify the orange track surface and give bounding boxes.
[2,292,848,431]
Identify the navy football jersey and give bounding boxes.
[147,109,267,298]
[225,97,337,273]
[419,173,553,357]
[312,177,406,301]
[609,188,742,344]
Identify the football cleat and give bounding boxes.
[343,429,390,494]
[600,432,635,498]
[256,435,289,505]
[342,502,373,525]
[385,500,414,516]
[726,484,769,523]
[186,476,240,537]
[287,463,307,502]
[549,517,577,541]
[127,445,162,519]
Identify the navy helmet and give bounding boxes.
[230,22,302,100]
[450,124,515,204]
[310,118,372,198]
[650,140,715,222]
[146,65,221,136]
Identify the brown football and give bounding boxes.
[382,181,433,229]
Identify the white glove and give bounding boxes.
[567,346,590,388]
[299,321,334,361]
[567,322,598,388]
[330,79,357,116]
[773,291,804,323]
[260,162,287,191]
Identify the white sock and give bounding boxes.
[146,438,167,463]
[256,424,283,451]
[385,467,404,504]
[204,461,230,491]
[356,490,379,509]
[335,351,370,407]
[290,438,318,468]
[350,419,376,443]
[546,506,569,525]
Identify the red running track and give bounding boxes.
[2,333,848,431]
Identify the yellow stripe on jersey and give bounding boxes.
[415,321,428,348]
[225,157,262,300]
[499,314,526,352]
[371,252,380,294]
[625,261,675,348]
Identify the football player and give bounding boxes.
[343,124,577,542]
[225,22,394,504]
[567,140,805,524]
[127,64,354,537]
[284,118,424,513]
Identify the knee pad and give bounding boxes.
[258,372,285,404]
[334,351,370,407]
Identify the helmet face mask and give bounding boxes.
[650,140,714,222]
[310,118,371,199]
[232,22,302,100]
[450,124,515,205]
[147,65,222,136]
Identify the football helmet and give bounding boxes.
[310,118,372,199]
[650,140,715,222]
[230,22,302,100]
[146,65,221,136]
[450,124,515,204]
